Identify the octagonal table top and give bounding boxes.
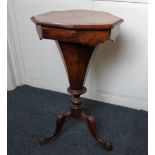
[31,9,123,30]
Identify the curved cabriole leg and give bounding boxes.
[39,112,71,145]
[80,112,112,151]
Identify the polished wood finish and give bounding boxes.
[36,25,111,46]
[31,10,123,30]
[39,108,112,150]
[59,42,94,90]
[32,9,123,151]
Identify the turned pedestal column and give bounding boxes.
[31,9,123,151]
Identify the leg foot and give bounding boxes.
[80,112,112,151]
[39,111,71,145]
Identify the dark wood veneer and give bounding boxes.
[32,9,123,151]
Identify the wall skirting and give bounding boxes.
[25,77,148,111]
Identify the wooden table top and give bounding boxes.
[31,9,123,30]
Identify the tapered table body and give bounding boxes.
[31,9,123,151]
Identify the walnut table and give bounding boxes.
[31,9,123,151]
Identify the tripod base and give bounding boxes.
[39,108,112,151]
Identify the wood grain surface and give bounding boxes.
[31,9,123,30]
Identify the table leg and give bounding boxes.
[39,111,71,145]
[80,111,112,150]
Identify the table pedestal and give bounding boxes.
[39,42,112,151]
